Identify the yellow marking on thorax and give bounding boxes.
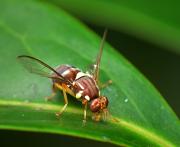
[54,83,75,97]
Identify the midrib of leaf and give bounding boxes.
[0,99,174,147]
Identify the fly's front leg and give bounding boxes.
[55,84,68,118]
[45,83,57,101]
[102,108,109,121]
[82,99,88,126]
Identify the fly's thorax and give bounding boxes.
[73,74,99,101]
[52,64,80,83]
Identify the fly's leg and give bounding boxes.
[45,84,57,101]
[99,80,112,89]
[55,84,68,118]
[82,102,88,126]
[102,108,109,121]
[92,112,101,122]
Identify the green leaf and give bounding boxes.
[49,0,180,54]
[0,0,179,146]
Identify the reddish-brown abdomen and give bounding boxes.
[90,98,101,112]
[52,64,80,83]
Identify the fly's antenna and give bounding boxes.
[94,28,108,82]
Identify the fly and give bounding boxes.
[17,29,111,123]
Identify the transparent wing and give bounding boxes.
[85,63,95,75]
[17,55,72,85]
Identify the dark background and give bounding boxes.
[0,129,119,147]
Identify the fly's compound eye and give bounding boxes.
[90,98,101,112]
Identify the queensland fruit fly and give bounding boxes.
[17,29,110,123]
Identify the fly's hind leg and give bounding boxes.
[45,83,57,101]
[55,84,68,118]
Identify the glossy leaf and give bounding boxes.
[0,0,179,146]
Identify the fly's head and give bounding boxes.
[90,96,109,121]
